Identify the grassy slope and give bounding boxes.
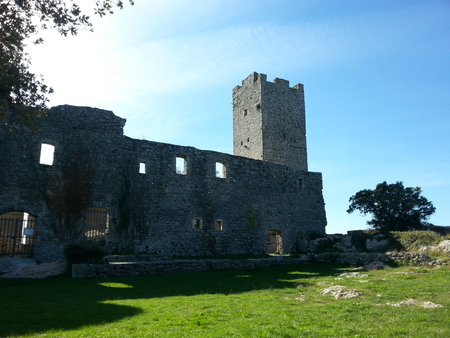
[0,263,449,337]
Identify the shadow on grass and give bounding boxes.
[0,263,343,337]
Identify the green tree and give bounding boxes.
[0,0,133,124]
[347,181,435,232]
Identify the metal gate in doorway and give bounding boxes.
[267,230,283,254]
[0,212,36,257]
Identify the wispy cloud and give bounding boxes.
[29,1,447,107]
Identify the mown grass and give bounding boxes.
[0,263,449,337]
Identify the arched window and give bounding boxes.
[0,211,36,257]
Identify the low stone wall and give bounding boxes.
[67,250,448,278]
[73,253,395,278]
[72,257,310,278]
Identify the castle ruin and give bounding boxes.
[0,72,327,262]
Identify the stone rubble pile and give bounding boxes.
[385,252,447,267]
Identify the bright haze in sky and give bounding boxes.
[27,0,450,234]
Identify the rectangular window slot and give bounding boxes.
[176,156,187,175]
[215,220,223,231]
[193,218,202,230]
[39,143,55,165]
[139,162,146,174]
[215,162,226,178]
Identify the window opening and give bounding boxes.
[215,220,223,231]
[39,143,55,165]
[298,178,304,188]
[243,109,248,116]
[85,208,109,244]
[215,162,226,178]
[139,162,146,174]
[193,218,202,230]
[176,156,187,175]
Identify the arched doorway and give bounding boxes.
[267,230,283,254]
[0,212,36,257]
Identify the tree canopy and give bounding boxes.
[347,181,436,232]
[0,0,133,124]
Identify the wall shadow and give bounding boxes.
[0,263,343,337]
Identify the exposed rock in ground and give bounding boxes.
[334,272,369,278]
[387,299,443,309]
[320,285,361,299]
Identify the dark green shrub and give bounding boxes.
[64,242,106,265]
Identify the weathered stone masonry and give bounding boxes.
[0,73,327,262]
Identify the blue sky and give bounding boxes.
[28,0,450,234]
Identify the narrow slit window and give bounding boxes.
[193,218,202,230]
[215,162,226,178]
[215,220,223,231]
[139,162,146,174]
[176,156,187,175]
[39,143,55,165]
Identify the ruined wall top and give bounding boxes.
[46,105,126,135]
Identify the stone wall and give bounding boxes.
[0,74,327,262]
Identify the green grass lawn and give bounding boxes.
[1,263,449,337]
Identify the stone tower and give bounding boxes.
[232,72,308,171]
